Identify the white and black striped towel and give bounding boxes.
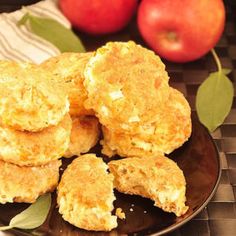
[0,0,70,64]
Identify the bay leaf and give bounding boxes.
[18,13,85,53]
[196,70,234,132]
[0,193,51,230]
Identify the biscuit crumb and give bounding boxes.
[116,208,126,220]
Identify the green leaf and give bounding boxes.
[196,70,234,132]
[18,13,85,53]
[0,193,51,230]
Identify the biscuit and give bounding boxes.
[0,61,69,131]
[0,114,72,166]
[84,41,170,133]
[0,159,61,204]
[41,52,94,116]
[64,116,100,158]
[101,88,191,157]
[57,154,117,231]
[108,156,188,217]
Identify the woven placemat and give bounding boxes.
[169,1,236,235]
[168,1,236,235]
[79,3,236,234]
[1,1,236,235]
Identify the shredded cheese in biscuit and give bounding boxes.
[101,105,109,116]
[128,115,140,122]
[109,90,124,100]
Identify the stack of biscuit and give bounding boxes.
[0,61,71,204]
[52,41,191,231]
[41,53,100,157]
[82,41,191,158]
[0,41,192,232]
[40,41,191,160]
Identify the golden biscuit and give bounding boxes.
[0,61,69,131]
[64,116,100,158]
[41,52,94,116]
[0,114,72,166]
[57,154,117,231]
[0,159,61,204]
[109,156,188,217]
[101,88,191,157]
[84,41,170,133]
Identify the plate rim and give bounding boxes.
[0,117,222,236]
[149,121,222,236]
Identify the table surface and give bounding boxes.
[0,1,236,236]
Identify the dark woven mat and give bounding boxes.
[167,1,236,235]
[168,2,236,235]
[1,0,236,235]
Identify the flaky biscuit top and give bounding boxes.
[84,41,170,133]
[0,61,69,131]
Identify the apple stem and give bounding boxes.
[211,48,222,73]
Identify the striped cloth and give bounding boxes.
[0,0,70,64]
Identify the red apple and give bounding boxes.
[59,0,138,35]
[137,0,225,62]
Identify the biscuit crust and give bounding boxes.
[57,154,117,231]
[0,61,69,131]
[84,41,170,133]
[0,114,72,166]
[109,156,188,217]
[41,52,94,116]
[64,116,100,158]
[0,159,61,204]
[102,88,191,157]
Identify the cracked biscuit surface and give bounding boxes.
[109,156,188,217]
[57,154,117,231]
[84,41,170,133]
[41,52,94,116]
[0,159,61,204]
[0,114,72,166]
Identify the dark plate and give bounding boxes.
[0,113,221,236]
